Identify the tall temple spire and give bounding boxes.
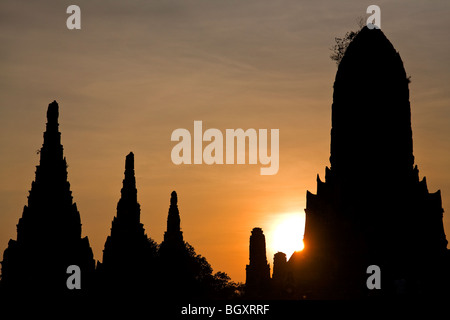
[100,152,157,293]
[1,101,95,294]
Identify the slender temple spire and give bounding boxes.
[163,191,184,245]
[1,101,95,293]
[100,152,157,292]
[116,152,140,225]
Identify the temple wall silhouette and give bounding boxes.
[288,27,450,299]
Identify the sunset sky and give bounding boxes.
[1,0,450,283]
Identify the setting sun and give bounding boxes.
[268,212,305,260]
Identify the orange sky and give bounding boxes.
[1,1,450,283]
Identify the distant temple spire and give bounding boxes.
[1,101,95,294]
[272,252,287,283]
[272,251,291,298]
[245,227,270,297]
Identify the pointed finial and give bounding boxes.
[125,152,134,171]
[47,100,59,124]
[170,191,178,206]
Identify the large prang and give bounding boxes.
[290,27,449,298]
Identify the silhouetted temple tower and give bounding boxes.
[157,191,191,298]
[158,191,187,277]
[117,152,140,225]
[272,252,287,284]
[330,30,414,183]
[245,227,270,296]
[1,101,95,294]
[292,27,449,298]
[162,191,184,247]
[99,152,157,291]
[272,252,292,298]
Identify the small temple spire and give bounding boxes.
[167,191,181,233]
[117,152,139,224]
[170,190,178,206]
[125,152,134,171]
[272,252,287,282]
[46,100,59,125]
[122,152,136,195]
[162,191,184,247]
[245,227,270,297]
[39,100,64,166]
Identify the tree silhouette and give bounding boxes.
[330,19,364,65]
[330,31,359,65]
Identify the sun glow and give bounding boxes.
[269,212,305,260]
